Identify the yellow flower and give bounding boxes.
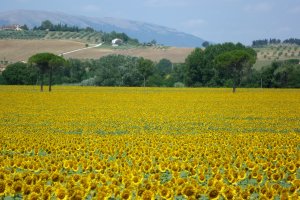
[12,181,23,194]
[207,188,220,199]
[182,185,195,197]
[142,190,154,200]
[55,187,67,199]
[0,181,6,196]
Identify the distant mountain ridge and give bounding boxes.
[0,10,206,47]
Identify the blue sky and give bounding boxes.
[1,0,299,44]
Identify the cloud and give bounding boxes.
[244,2,273,12]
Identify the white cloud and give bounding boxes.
[244,2,272,12]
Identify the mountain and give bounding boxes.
[0,10,206,47]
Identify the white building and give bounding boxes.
[111,38,123,46]
[0,24,22,31]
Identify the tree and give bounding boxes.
[202,41,210,48]
[28,53,65,92]
[20,24,29,30]
[137,58,155,87]
[156,59,172,76]
[2,62,34,85]
[215,50,256,92]
[40,20,54,30]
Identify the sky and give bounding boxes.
[1,0,300,45]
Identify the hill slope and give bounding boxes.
[253,44,300,69]
[0,40,193,65]
[0,10,206,47]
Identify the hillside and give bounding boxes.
[0,30,103,44]
[0,10,206,47]
[253,44,300,69]
[0,39,193,65]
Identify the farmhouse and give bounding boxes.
[112,38,123,46]
[0,24,23,31]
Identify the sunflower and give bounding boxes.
[159,187,171,199]
[238,170,247,180]
[271,172,281,182]
[51,172,60,182]
[25,175,33,185]
[90,181,98,191]
[198,173,206,183]
[182,184,195,197]
[55,187,67,199]
[292,179,300,189]
[23,184,32,196]
[207,188,220,199]
[287,163,296,173]
[289,185,296,195]
[256,174,263,184]
[222,187,236,200]
[42,192,51,200]
[142,190,154,200]
[121,189,131,199]
[12,181,23,194]
[32,183,43,194]
[132,175,142,186]
[0,180,6,196]
[214,173,222,181]
[279,191,289,200]
[72,174,81,182]
[27,192,39,200]
[265,190,274,199]
[241,190,249,199]
[70,188,85,200]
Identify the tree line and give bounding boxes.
[28,20,139,45]
[252,38,300,47]
[1,42,300,91]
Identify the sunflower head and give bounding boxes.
[0,180,6,195]
[56,187,67,199]
[183,185,195,197]
[208,188,219,199]
[121,189,131,199]
[27,192,39,200]
[142,190,154,200]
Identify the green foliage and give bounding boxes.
[2,62,37,85]
[94,55,142,86]
[137,57,155,87]
[28,53,66,91]
[156,58,172,75]
[202,41,210,47]
[260,59,300,88]
[101,31,139,45]
[0,30,47,39]
[184,42,256,89]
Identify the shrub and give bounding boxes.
[174,82,185,88]
[80,77,96,86]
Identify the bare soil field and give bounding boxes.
[0,40,193,64]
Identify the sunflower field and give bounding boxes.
[0,86,299,200]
